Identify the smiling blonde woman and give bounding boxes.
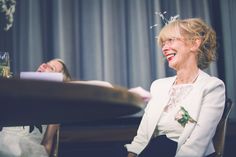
[125,18,225,157]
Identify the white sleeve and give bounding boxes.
[124,80,159,154]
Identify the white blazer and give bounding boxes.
[125,70,225,157]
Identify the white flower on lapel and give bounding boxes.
[175,106,197,127]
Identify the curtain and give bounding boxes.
[0,0,235,119]
[220,0,236,119]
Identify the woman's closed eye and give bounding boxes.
[46,64,56,72]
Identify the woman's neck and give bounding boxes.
[175,67,199,85]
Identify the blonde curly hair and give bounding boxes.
[158,18,217,70]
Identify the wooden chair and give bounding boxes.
[213,98,233,157]
[42,125,60,157]
[50,127,60,157]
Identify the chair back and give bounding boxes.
[213,98,233,157]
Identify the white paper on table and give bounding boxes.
[20,72,63,82]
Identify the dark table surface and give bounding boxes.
[0,78,144,126]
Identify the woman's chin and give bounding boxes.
[168,62,178,71]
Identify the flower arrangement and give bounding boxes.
[175,106,197,127]
[0,0,16,31]
[0,52,12,78]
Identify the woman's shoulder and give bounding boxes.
[198,70,225,86]
[194,70,225,95]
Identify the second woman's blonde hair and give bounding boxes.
[51,58,72,81]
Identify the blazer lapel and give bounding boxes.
[147,77,176,137]
[177,89,202,150]
[177,70,208,151]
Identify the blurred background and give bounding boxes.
[0,0,235,156]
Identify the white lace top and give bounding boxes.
[153,83,194,142]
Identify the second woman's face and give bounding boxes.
[37,60,63,73]
[161,33,197,71]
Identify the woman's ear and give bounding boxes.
[190,38,201,52]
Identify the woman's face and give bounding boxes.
[37,60,63,73]
[161,31,198,71]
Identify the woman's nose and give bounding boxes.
[36,63,46,72]
[162,47,171,56]
[42,63,47,69]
